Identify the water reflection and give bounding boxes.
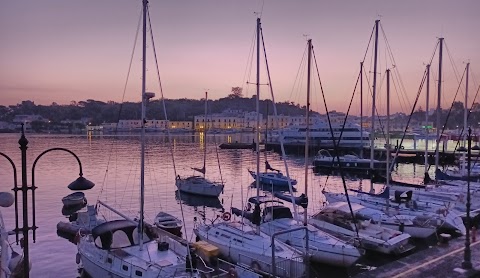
[175,190,224,209]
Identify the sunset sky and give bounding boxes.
[1,0,479,114]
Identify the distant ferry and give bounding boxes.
[275,122,370,148]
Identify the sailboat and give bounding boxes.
[0,192,24,278]
[76,2,205,277]
[251,39,362,267]
[176,92,224,197]
[194,18,305,278]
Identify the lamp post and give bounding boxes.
[0,126,94,277]
[461,127,472,270]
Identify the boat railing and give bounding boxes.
[236,253,305,278]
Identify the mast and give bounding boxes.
[360,62,364,158]
[386,69,390,209]
[255,17,261,234]
[425,64,430,173]
[462,63,470,174]
[370,19,380,192]
[139,0,147,250]
[304,39,312,225]
[435,38,444,179]
[203,91,208,177]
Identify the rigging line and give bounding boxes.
[147,10,191,254]
[380,23,411,109]
[450,66,480,156]
[260,26,299,220]
[444,41,462,86]
[242,26,257,97]
[213,135,225,192]
[312,46,360,238]
[287,43,308,103]
[390,67,429,173]
[97,6,143,201]
[361,23,376,63]
[147,10,177,177]
[432,66,467,162]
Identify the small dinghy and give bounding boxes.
[154,211,182,237]
[62,192,86,207]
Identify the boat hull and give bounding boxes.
[176,179,223,197]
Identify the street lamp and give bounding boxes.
[459,127,473,270]
[0,126,94,278]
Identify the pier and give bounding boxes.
[264,142,464,164]
[354,235,480,278]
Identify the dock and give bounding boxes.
[264,142,474,164]
[354,235,480,278]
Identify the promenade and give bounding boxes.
[354,235,480,278]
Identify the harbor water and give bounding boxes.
[0,132,445,277]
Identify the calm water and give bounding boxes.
[0,132,432,277]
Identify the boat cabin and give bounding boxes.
[92,220,152,250]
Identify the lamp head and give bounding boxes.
[68,176,95,190]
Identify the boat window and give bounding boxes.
[122,265,129,271]
[221,234,231,239]
[107,257,113,264]
[135,270,143,276]
[111,230,131,248]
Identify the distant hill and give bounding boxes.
[1,97,316,125]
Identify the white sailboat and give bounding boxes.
[76,2,205,277]
[176,92,224,197]
[309,202,414,255]
[0,192,24,278]
[256,39,362,267]
[194,18,305,278]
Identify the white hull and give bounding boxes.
[260,219,361,267]
[194,222,305,277]
[308,218,412,255]
[176,177,224,197]
[323,192,465,235]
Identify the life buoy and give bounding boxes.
[222,212,232,221]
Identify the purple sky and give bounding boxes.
[1,0,479,114]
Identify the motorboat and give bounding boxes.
[309,202,414,254]
[154,212,182,237]
[248,170,297,187]
[313,149,387,172]
[62,192,87,207]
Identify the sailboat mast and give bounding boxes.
[360,62,364,158]
[139,0,147,251]
[386,69,390,209]
[255,18,261,233]
[304,39,312,225]
[370,19,379,192]
[435,38,444,179]
[425,64,430,172]
[462,63,470,173]
[203,91,208,177]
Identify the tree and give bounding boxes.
[227,87,243,98]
